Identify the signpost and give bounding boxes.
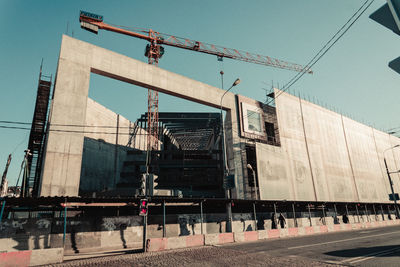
[389,193,400,201]
[139,199,148,252]
[223,174,235,190]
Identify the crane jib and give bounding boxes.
[77,11,312,74]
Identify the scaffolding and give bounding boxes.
[26,67,52,197]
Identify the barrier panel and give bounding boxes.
[0,251,31,267]
[186,235,205,248]
[288,227,298,237]
[146,238,168,252]
[4,219,397,264]
[234,231,258,242]
[258,230,268,240]
[218,233,234,244]
[0,248,63,267]
[333,224,342,231]
[267,229,280,238]
[305,226,314,235]
[320,225,328,233]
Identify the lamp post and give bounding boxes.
[220,78,240,233]
[247,164,258,200]
[383,144,400,219]
[220,78,240,181]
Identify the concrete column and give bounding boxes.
[40,59,90,196]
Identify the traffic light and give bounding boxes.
[370,0,400,74]
[139,199,148,216]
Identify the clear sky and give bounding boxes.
[1,0,399,186]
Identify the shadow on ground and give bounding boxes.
[325,245,400,258]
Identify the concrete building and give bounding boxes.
[36,35,400,204]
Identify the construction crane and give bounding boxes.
[79,10,312,153]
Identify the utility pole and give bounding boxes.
[21,149,32,198]
[220,78,240,233]
[1,154,12,197]
[384,158,400,218]
[383,144,400,218]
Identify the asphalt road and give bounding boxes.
[222,225,400,266]
[53,225,400,267]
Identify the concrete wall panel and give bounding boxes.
[342,118,385,202]
[40,59,90,196]
[301,101,357,202]
[275,92,314,201]
[389,135,400,194]
[372,130,394,201]
[84,98,119,143]
[256,143,292,200]
[257,90,400,203]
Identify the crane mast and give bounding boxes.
[78,10,312,157]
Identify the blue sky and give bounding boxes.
[1,0,399,186]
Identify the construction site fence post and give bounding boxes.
[273,203,278,227]
[253,202,257,231]
[292,203,297,227]
[163,201,166,238]
[365,204,370,222]
[63,204,67,246]
[143,215,148,252]
[0,199,5,225]
[226,201,232,232]
[200,201,204,235]
[355,204,360,223]
[372,204,377,221]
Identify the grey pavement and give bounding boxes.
[50,246,338,267]
[223,225,400,266]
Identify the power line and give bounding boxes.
[234,0,375,128]
[0,125,31,130]
[0,125,150,136]
[267,0,375,106]
[0,120,134,129]
[386,126,400,132]
[1,1,376,146]
[0,118,221,129]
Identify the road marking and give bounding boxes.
[287,230,400,250]
[359,230,375,234]
[345,247,400,264]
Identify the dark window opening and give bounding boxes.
[265,122,275,142]
[245,145,257,188]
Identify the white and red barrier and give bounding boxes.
[0,248,63,267]
[147,235,206,252]
[145,219,400,252]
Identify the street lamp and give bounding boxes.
[247,164,258,200]
[383,144,400,219]
[219,78,240,234]
[220,78,240,182]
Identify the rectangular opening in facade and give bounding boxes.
[245,144,259,200]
